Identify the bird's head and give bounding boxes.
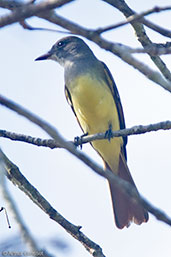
[35,36,94,67]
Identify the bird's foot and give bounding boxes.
[105,124,113,142]
[74,133,88,149]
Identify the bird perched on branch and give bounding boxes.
[35,36,149,229]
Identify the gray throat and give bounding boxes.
[64,56,103,87]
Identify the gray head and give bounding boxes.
[35,36,96,67]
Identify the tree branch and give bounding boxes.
[0,120,171,149]
[19,20,68,34]
[127,43,171,55]
[141,18,171,38]
[0,129,62,148]
[73,120,171,146]
[0,0,74,28]
[102,0,171,82]
[0,154,53,257]
[96,5,171,34]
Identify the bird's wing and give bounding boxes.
[100,61,127,160]
[65,86,84,132]
[65,86,76,116]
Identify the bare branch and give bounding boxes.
[0,94,171,227]
[141,18,171,38]
[94,40,171,92]
[128,43,171,55]
[76,120,171,146]
[0,0,74,28]
[19,20,68,34]
[18,18,171,55]
[110,42,171,56]
[0,120,171,148]
[0,129,62,148]
[0,151,53,257]
[0,149,105,257]
[102,0,171,82]
[96,6,171,34]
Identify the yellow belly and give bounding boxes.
[70,74,122,173]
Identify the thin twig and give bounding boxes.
[0,120,171,148]
[19,20,69,34]
[96,6,171,34]
[141,18,171,38]
[0,207,11,228]
[0,94,171,228]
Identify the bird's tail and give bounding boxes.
[106,153,149,229]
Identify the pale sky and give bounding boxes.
[0,0,171,256]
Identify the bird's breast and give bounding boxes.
[68,73,123,172]
[69,74,120,134]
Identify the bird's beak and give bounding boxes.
[35,52,52,61]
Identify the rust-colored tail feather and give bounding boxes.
[106,154,149,229]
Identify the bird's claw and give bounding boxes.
[105,124,113,142]
[74,133,88,149]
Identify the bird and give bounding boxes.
[35,36,149,229]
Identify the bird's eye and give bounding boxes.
[57,41,64,47]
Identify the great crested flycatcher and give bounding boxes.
[35,36,149,229]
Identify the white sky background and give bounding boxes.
[0,0,171,256]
